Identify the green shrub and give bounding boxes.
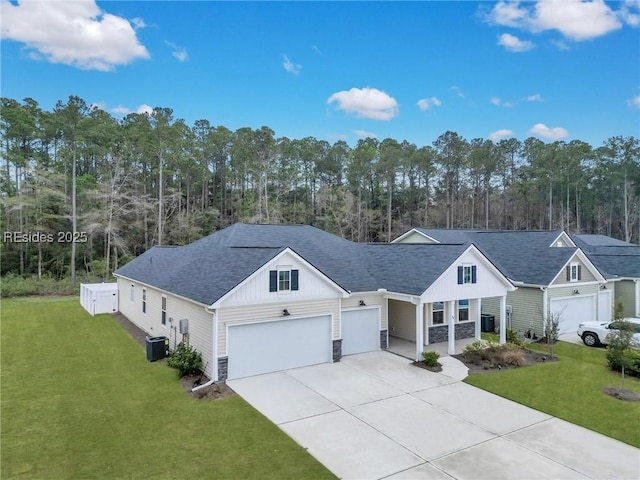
[0,273,80,297]
[421,350,440,367]
[167,341,203,377]
[606,348,640,378]
[506,328,523,346]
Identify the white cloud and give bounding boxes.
[353,130,378,139]
[491,97,515,107]
[524,94,544,102]
[0,0,149,71]
[109,104,154,116]
[528,123,569,140]
[283,54,301,75]
[486,0,633,42]
[417,97,442,111]
[449,86,465,99]
[327,87,399,121]
[165,41,188,62]
[488,129,515,142]
[628,95,640,109]
[498,33,535,52]
[312,45,323,55]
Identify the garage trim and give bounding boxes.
[225,312,334,378]
[550,294,596,335]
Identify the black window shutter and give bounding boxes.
[471,265,477,284]
[291,269,299,291]
[457,266,463,284]
[269,270,277,292]
[566,266,570,281]
[577,265,582,281]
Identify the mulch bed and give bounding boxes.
[602,386,640,402]
[453,347,557,375]
[110,313,236,400]
[412,361,443,373]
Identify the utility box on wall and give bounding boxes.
[179,318,189,335]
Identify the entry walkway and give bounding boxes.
[229,351,639,480]
[387,336,478,358]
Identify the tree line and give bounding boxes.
[1,96,639,283]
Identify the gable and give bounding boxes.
[550,250,604,286]
[421,246,514,303]
[215,249,348,307]
[550,231,576,248]
[392,229,439,244]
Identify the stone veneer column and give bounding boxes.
[217,357,228,382]
[332,339,342,362]
[380,329,388,349]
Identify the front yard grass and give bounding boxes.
[465,339,640,447]
[1,297,335,480]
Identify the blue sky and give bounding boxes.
[2,0,639,147]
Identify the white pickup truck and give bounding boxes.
[577,318,640,347]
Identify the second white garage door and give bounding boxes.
[227,315,332,380]
[341,308,380,356]
[550,296,595,335]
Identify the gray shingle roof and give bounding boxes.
[114,223,474,304]
[573,234,635,248]
[413,228,579,285]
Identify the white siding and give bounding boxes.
[342,293,387,329]
[221,251,343,307]
[117,277,214,379]
[217,298,340,356]
[422,248,511,303]
[388,299,416,341]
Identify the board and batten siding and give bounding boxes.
[116,277,214,379]
[615,280,639,317]
[217,298,340,357]
[421,248,511,303]
[342,293,387,329]
[221,251,343,307]
[551,257,597,285]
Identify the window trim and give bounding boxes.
[458,299,470,322]
[567,262,581,283]
[130,284,135,303]
[457,265,477,285]
[432,301,444,325]
[161,295,167,327]
[269,268,299,293]
[142,288,147,315]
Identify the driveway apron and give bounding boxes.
[228,351,640,480]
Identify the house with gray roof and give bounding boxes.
[394,228,615,339]
[114,223,514,382]
[572,235,640,319]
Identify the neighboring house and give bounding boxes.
[393,229,609,337]
[571,234,640,319]
[114,223,514,381]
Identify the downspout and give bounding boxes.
[192,306,218,392]
[540,286,548,338]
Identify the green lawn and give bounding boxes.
[465,339,640,448]
[1,297,335,480]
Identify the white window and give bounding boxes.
[279,270,291,291]
[142,288,146,314]
[432,302,444,325]
[458,299,469,322]
[463,266,473,284]
[161,295,167,326]
[130,284,135,303]
[568,263,581,282]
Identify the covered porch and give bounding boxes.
[386,336,479,359]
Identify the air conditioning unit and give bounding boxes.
[179,318,189,335]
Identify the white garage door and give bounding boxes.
[551,296,595,334]
[341,308,380,356]
[598,291,612,322]
[227,315,332,380]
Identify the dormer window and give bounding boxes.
[457,265,477,285]
[567,263,581,282]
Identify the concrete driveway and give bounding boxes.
[228,351,639,480]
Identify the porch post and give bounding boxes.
[499,295,507,344]
[475,298,482,340]
[415,302,424,361]
[448,300,456,355]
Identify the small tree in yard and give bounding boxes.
[606,321,637,390]
[543,310,562,359]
